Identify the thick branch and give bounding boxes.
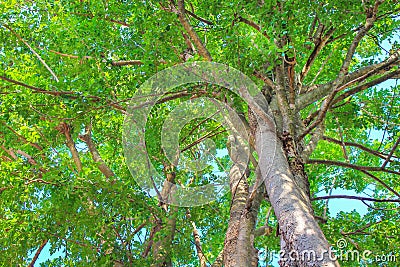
[211,249,224,267]
[56,122,83,172]
[79,124,115,180]
[176,0,212,61]
[192,221,207,267]
[338,0,383,76]
[297,48,400,110]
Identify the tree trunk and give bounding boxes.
[255,118,340,267]
[223,135,261,267]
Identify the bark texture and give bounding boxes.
[255,119,339,267]
[223,135,260,267]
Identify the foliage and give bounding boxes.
[0,0,399,266]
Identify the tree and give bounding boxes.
[0,0,399,266]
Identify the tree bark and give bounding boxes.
[255,119,340,267]
[223,135,262,267]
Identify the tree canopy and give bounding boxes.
[0,0,399,266]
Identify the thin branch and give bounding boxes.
[48,49,147,66]
[303,68,400,127]
[333,68,400,105]
[323,171,336,218]
[312,195,400,203]
[0,186,14,194]
[70,12,132,27]
[360,170,400,198]
[0,75,74,96]
[297,88,339,141]
[0,121,43,151]
[16,149,37,165]
[132,221,147,237]
[307,159,400,175]
[181,127,225,153]
[0,75,127,113]
[322,136,393,160]
[25,179,58,186]
[308,48,335,87]
[382,137,400,168]
[186,9,213,25]
[28,239,48,267]
[300,27,335,82]
[180,110,220,144]
[336,117,349,161]
[341,220,383,236]
[111,60,144,66]
[327,7,400,45]
[236,15,270,39]
[301,121,325,160]
[0,145,18,160]
[3,24,59,82]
